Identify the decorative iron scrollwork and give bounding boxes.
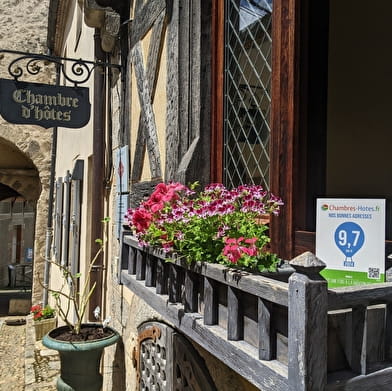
[0,49,122,86]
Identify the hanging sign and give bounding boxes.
[0,78,90,129]
[316,198,385,287]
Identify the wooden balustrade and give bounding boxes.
[119,231,392,390]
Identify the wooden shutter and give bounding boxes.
[53,177,63,263]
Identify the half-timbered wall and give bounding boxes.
[129,0,166,183]
[106,1,262,389]
[128,0,211,206]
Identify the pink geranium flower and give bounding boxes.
[132,208,152,232]
[222,237,258,264]
[125,182,283,272]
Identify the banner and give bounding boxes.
[0,78,90,129]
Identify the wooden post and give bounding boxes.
[185,270,199,312]
[169,264,182,303]
[385,303,392,361]
[228,286,243,340]
[136,249,146,280]
[204,277,218,325]
[258,298,276,360]
[145,253,156,287]
[351,305,367,374]
[128,246,136,275]
[156,258,168,294]
[288,252,328,390]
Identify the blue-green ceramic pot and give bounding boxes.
[42,324,120,391]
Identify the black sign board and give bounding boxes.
[0,78,90,129]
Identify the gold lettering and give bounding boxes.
[43,95,55,105]
[26,90,35,104]
[12,89,25,104]
[21,105,30,119]
[57,93,65,106]
[34,106,43,121]
[12,86,82,124]
[43,106,52,120]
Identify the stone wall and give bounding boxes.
[0,0,50,53]
[0,0,53,304]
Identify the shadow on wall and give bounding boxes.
[110,338,126,390]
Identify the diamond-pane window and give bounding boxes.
[224,0,272,189]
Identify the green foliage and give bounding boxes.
[31,304,55,321]
[126,183,284,273]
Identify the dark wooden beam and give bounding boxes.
[210,0,224,183]
[269,0,301,260]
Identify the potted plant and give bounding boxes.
[30,303,57,340]
[125,182,284,273]
[42,218,119,391]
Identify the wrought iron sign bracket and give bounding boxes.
[0,49,122,87]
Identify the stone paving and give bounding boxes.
[25,315,59,391]
[0,314,59,391]
[0,316,26,390]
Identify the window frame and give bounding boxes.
[211,0,302,259]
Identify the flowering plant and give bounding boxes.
[30,304,55,321]
[125,182,284,272]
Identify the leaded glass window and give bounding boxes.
[224,0,273,189]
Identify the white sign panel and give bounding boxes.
[115,145,129,194]
[316,198,385,287]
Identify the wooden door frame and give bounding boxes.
[210,0,224,183]
[269,0,301,260]
[270,0,331,259]
[270,0,333,260]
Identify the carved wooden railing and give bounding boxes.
[119,232,392,390]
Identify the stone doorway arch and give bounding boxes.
[0,126,52,304]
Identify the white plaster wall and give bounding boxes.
[52,0,96,299]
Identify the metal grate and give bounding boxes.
[137,323,170,391]
[224,0,273,189]
[137,322,217,391]
[140,338,168,391]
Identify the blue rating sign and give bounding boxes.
[334,222,365,267]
